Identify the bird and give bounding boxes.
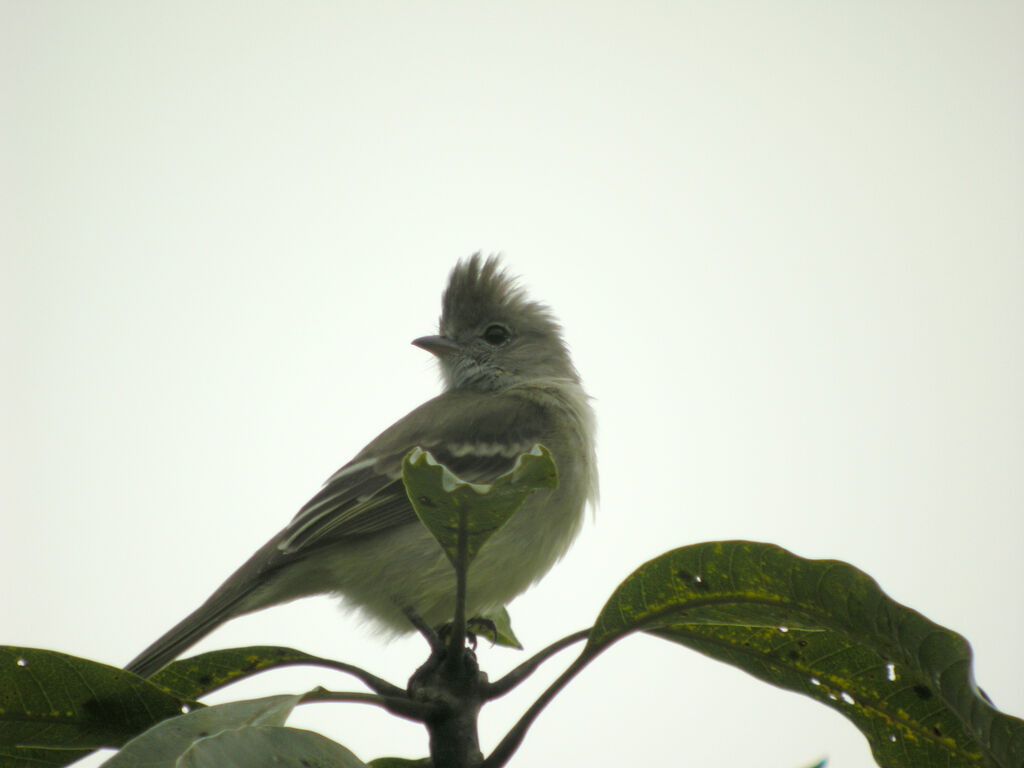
[126,254,598,677]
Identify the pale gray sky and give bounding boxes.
[3,3,1022,767]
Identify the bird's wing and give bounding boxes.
[277,389,550,554]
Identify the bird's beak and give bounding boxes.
[412,334,460,357]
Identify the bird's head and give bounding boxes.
[413,254,579,392]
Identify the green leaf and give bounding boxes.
[102,694,302,767]
[176,725,369,767]
[401,444,558,568]
[369,758,432,767]
[586,541,1024,768]
[0,745,93,768]
[150,646,330,700]
[0,646,190,752]
[469,607,524,650]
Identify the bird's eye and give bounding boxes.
[481,323,511,346]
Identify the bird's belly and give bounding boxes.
[301,482,586,633]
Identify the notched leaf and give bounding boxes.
[401,444,558,567]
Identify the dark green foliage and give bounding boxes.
[3,452,1021,767]
[0,646,191,767]
[586,541,1024,767]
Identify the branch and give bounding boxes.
[484,628,590,700]
[305,656,406,698]
[299,686,436,722]
[444,507,471,676]
[482,650,597,768]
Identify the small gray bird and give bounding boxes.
[126,254,598,677]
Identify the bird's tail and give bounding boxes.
[125,539,290,678]
[124,589,249,678]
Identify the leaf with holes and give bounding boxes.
[0,646,192,765]
[401,444,558,568]
[585,541,1024,768]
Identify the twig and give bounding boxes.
[445,505,471,676]
[299,686,435,722]
[484,628,591,700]
[305,656,406,698]
[482,651,596,768]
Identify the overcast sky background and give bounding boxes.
[3,3,1023,767]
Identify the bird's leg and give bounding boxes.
[464,616,500,649]
[439,620,481,651]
